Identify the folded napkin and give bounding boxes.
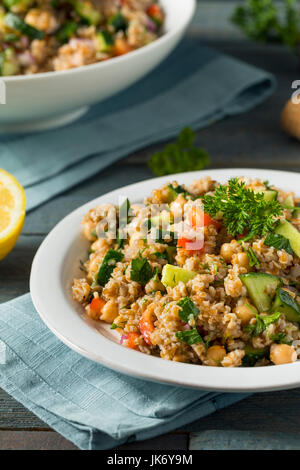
[0,294,249,450]
[0,38,275,212]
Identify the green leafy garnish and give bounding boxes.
[130,256,153,285]
[270,332,292,345]
[231,0,300,53]
[154,247,176,264]
[177,297,199,323]
[154,228,176,246]
[245,247,261,268]
[202,178,283,239]
[264,233,293,255]
[276,288,300,314]
[245,311,281,337]
[148,127,210,176]
[175,328,203,345]
[167,183,193,201]
[110,323,119,330]
[97,249,124,286]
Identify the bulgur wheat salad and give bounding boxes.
[0,0,164,75]
[72,177,300,368]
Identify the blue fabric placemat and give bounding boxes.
[0,294,249,450]
[0,38,275,212]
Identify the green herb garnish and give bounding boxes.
[130,256,153,285]
[97,249,124,286]
[270,332,292,345]
[202,178,283,239]
[154,229,176,246]
[246,311,281,337]
[264,233,293,255]
[231,0,300,53]
[175,328,203,345]
[246,247,261,268]
[177,297,199,323]
[148,127,210,176]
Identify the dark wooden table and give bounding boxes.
[1,2,300,450]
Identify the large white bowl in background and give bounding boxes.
[30,169,300,393]
[0,0,196,133]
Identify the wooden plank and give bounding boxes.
[189,430,300,450]
[0,431,77,450]
[0,389,46,430]
[180,389,300,434]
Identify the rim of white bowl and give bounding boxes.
[2,0,196,82]
[30,168,300,392]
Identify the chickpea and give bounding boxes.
[206,345,226,366]
[220,243,235,263]
[234,303,257,324]
[232,252,250,269]
[100,300,119,323]
[270,344,297,365]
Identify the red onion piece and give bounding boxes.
[146,17,157,32]
[120,334,128,345]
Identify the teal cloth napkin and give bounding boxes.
[0,38,275,211]
[0,294,249,450]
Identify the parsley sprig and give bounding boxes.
[245,311,281,337]
[175,328,203,346]
[148,127,210,176]
[231,0,300,53]
[202,178,283,240]
[177,297,199,323]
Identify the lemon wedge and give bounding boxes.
[0,169,26,261]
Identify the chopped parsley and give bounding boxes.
[270,332,292,345]
[154,247,176,264]
[245,247,261,268]
[202,178,283,240]
[97,249,124,286]
[175,328,203,345]
[167,183,193,201]
[110,323,119,330]
[130,256,153,285]
[177,297,199,323]
[264,233,293,255]
[154,228,176,246]
[152,267,160,282]
[245,311,281,337]
[148,127,210,176]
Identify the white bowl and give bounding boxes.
[30,168,300,392]
[0,0,196,133]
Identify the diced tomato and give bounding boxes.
[237,229,248,240]
[147,4,164,23]
[139,310,155,346]
[177,237,204,254]
[126,332,140,350]
[114,38,134,56]
[90,297,106,314]
[189,207,222,230]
